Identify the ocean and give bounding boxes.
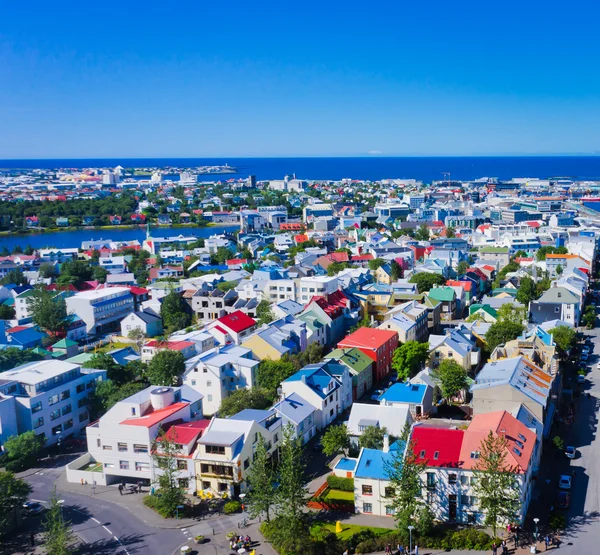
[1,156,600,183]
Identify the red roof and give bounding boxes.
[295,234,309,244]
[446,279,473,292]
[129,286,149,296]
[144,340,194,351]
[162,420,211,444]
[7,325,27,333]
[120,402,189,428]
[412,427,465,468]
[526,221,541,228]
[216,310,256,333]
[351,254,374,262]
[226,258,248,265]
[328,252,350,263]
[338,327,398,350]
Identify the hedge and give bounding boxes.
[326,475,354,492]
[224,501,242,514]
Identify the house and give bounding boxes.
[529,286,581,327]
[83,216,95,226]
[272,392,318,444]
[49,338,79,359]
[338,327,399,383]
[427,286,457,320]
[347,403,413,444]
[378,381,433,419]
[429,325,480,371]
[4,325,47,349]
[183,345,259,416]
[56,217,69,227]
[478,246,511,268]
[98,256,128,274]
[65,287,134,335]
[241,316,307,361]
[379,300,428,344]
[140,340,196,363]
[325,347,374,400]
[25,216,40,228]
[131,213,146,223]
[300,290,358,347]
[194,412,280,498]
[67,385,203,489]
[157,215,172,225]
[120,310,163,338]
[0,360,106,447]
[207,310,257,345]
[109,215,122,225]
[149,265,184,283]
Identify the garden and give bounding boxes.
[307,475,355,511]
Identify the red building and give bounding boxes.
[337,327,399,383]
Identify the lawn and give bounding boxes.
[324,488,354,502]
[82,462,102,472]
[311,522,394,541]
[93,342,134,354]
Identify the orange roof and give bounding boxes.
[546,254,578,259]
[446,279,473,292]
[338,327,398,350]
[295,234,309,244]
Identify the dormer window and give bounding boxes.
[131,407,136,416]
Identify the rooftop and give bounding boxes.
[120,402,189,428]
[338,327,397,350]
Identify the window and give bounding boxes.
[118,443,128,452]
[426,473,436,489]
[470,476,478,486]
[87,380,95,389]
[433,451,439,460]
[207,394,213,402]
[33,417,44,429]
[218,482,228,492]
[362,503,373,513]
[135,462,150,472]
[384,487,394,498]
[470,451,479,459]
[97,439,101,448]
[120,461,129,470]
[202,481,210,490]
[191,380,196,386]
[103,445,113,451]
[362,484,373,496]
[50,409,61,421]
[48,394,59,406]
[206,445,226,455]
[77,398,87,408]
[62,404,72,416]
[79,412,88,423]
[426,491,435,504]
[460,475,469,486]
[385,506,395,516]
[207,381,212,387]
[329,409,334,417]
[419,450,426,458]
[104,463,114,469]
[131,407,136,416]
[76,384,85,394]
[461,495,470,506]
[31,401,42,413]
[467,513,477,524]
[177,460,187,470]
[448,473,457,485]
[471,496,478,505]
[52,424,62,436]
[133,444,148,454]
[61,390,70,400]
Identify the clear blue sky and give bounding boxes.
[1,1,599,158]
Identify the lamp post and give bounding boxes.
[408,525,415,555]
[533,517,540,542]
[57,499,65,521]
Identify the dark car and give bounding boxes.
[22,501,45,517]
[557,491,570,509]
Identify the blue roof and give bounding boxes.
[354,441,405,480]
[8,327,46,346]
[335,458,357,472]
[284,365,339,399]
[379,382,427,404]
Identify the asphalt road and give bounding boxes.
[25,464,184,555]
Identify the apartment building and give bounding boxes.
[0,360,106,446]
[65,287,134,335]
[297,276,339,304]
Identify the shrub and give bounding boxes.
[326,475,354,492]
[549,514,566,531]
[143,494,177,518]
[224,500,242,514]
[553,436,565,450]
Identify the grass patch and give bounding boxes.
[82,462,102,472]
[311,523,393,541]
[92,342,134,354]
[324,488,354,502]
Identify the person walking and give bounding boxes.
[118,484,123,496]
[545,535,550,551]
[492,542,498,555]
[502,539,507,554]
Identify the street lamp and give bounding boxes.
[57,499,65,521]
[408,525,415,555]
[533,517,540,542]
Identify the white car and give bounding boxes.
[559,475,572,490]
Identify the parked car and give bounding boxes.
[559,475,572,490]
[581,353,588,362]
[577,375,586,384]
[22,501,45,517]
[370,389,384,401]
[557,491,570,509]
[565,446,577,459]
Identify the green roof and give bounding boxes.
[479,247,510,253]
[469,304,498,318]
[65,352,95,364]
[326,347,373,374]
[51,351,66,358]
[31,347,51,356]
[52,338,78,349]
[491,288,517,297]
[427,287,456,302]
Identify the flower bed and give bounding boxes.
[307,485,355,512]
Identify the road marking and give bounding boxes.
[102,525,112,534]
[30,499,48,505]
[91,517,100,524]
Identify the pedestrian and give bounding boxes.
[514,532,519,549]
[118,484,123,496]
[30,530,35,547]
[414,545,418,555]
[492,542,498,555]
[502,539,507,554]
[137,480,143,493]
[545,535,550,550]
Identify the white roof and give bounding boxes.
[347,403,412,437]
[68,287,130,300]
[3,360,81,385]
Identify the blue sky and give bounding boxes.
[1,1,599,158]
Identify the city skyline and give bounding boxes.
[1,1,599,158]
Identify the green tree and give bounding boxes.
[473,431,521,537]
[160,289,191,333]
[485,321,524,352]
[83,353,132,385]
[515,276,538,305]
[245,434,276,522]
[368,258,387,271]
[409,272,445,293]
[58,259,94,287]
[0,304,15,319]
[359,425,388,450]
[257,359,297,392]
[211,247,234,265]
[216,280,237,292]
[390,260,403,281]
[127,327,146,352]
[39,263,58,279]
[0,471,32,531]
[3,431,45,471]
[556,264,563,275]
[445,226,456,238]
[583,306,596,329]
[414,224,430,241]
[434,359,468,401]
[256,299,275,326]
[327,261,350,276]
[92,266,109,283]
[496,303,527,324]
[392,341,430,380]
[456,260,469,276]
[0,347,43,371]
[89,380,148,418]
[43,487,76,555]
[0,269,27,286]
[218,388,274,417]
[549,325,577,359]
[146,350,185,386]
[28,286,70,335]
[321,424,350,456]
[150,428,185,517]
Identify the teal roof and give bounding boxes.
[52,338,78,349]
[427,286,456,302]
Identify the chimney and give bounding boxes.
[301,374,306,384]
[383,434,390,453]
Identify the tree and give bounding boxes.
[58,259,94,287]
[90,380,148,418]
[0,269,27,286]
[44,487,76,555]
[245,434,276,522]
[256,299,274,326]
[409,272,445,293]
[515,276,537,305]
[0,304,15,319]
[549,325,577,359]
[218,388,274,417]
[150,428,186,517]
[211,247,234,265]
[3,431,45,471]
[485,321,524,352]
[83,353,132,385]
[146,350,185,386]
[216,280,237,292]
[327,261,349,276]
[414,224,430,241]
[445,226,456,238]
[359,425,387,450]
[473,431,521,537]
[28,286,70,335]
[496,303,527,325]
[0,347,43,371]
[434,359,468,401]
[257,359,297,392]
[321,424,350,456]
[160,289,191,333]
[39,263,58,279]
[392,341,429,380]
[583,306,596,329]
[0,471,32,531]
[390,260,403,281]
[128,327,146,352]
[456,260,469,276]
[556,264,563,275]
[368,258,387,271]
[92,266,109,283]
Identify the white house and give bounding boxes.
[65,287,134,335]
[346,403,413,445]
[207,310,257,345]
[120,310,163,338]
